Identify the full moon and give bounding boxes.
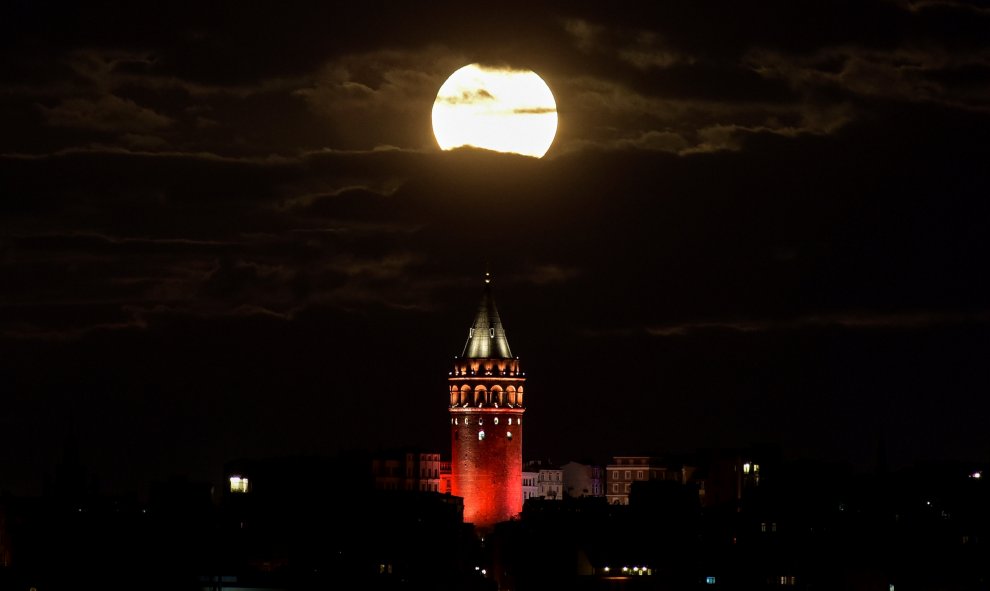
[432,64,558,158]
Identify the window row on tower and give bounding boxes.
[451,417,521,426]
[449,384,523,407]
[453,429,514,441]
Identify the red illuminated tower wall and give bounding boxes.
[449,275,525,530]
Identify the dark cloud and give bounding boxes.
[439,89,497,105]
[0,0,988,495]
[39,94,173,132]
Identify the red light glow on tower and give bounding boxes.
[449,273,525,530]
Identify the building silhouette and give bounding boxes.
[561,460,605,498]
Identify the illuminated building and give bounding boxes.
[605,456,695,505]
[439,460,452,494]
[522,470,539,500]
[537,468,564,500]
[449,272,525,530]
[523,460,564,500]
[228,475,250,493]
[371,449,442,493]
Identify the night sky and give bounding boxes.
[2,1,989,497]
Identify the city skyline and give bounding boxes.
[2,1,989,498]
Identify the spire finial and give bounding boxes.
[462,267,512,359]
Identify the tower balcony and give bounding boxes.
[449,357,523,377]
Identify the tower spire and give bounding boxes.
[462,270,512,359]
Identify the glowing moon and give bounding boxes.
[432,64,558,158]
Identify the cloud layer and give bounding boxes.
[1,0,988,495]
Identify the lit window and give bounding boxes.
[494,418,498,425]
[518,418,521,425]
[637,470,643,479]
[743,463,751,474]
[507,431,513,440]
[706,577,716,585]
[478,417,483,425]
[508,418,512,425]
[478,430,485,441]
[229,476,249,493]
[454,418,458,425]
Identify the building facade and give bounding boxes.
[371,450,442,493]
[449,273,526,529]
[561,460,605,498]
[522,470,539,501]
[537,469,564,500]
[605,456,693,505]
[523,460,564,501]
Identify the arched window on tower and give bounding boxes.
[492,385,504,406]
[474,385,486,406]
[460,385,470,406]
[507,386,516,406]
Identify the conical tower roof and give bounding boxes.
[461,272,513,359]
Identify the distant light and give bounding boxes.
[743,463,751,474]
[971,471,982,479]
[603,566,610,573]
[481,569,487,575]
[230,476,250,493]
[622,567,628,572]
[475,566,480,571]
[706,576,716,584]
